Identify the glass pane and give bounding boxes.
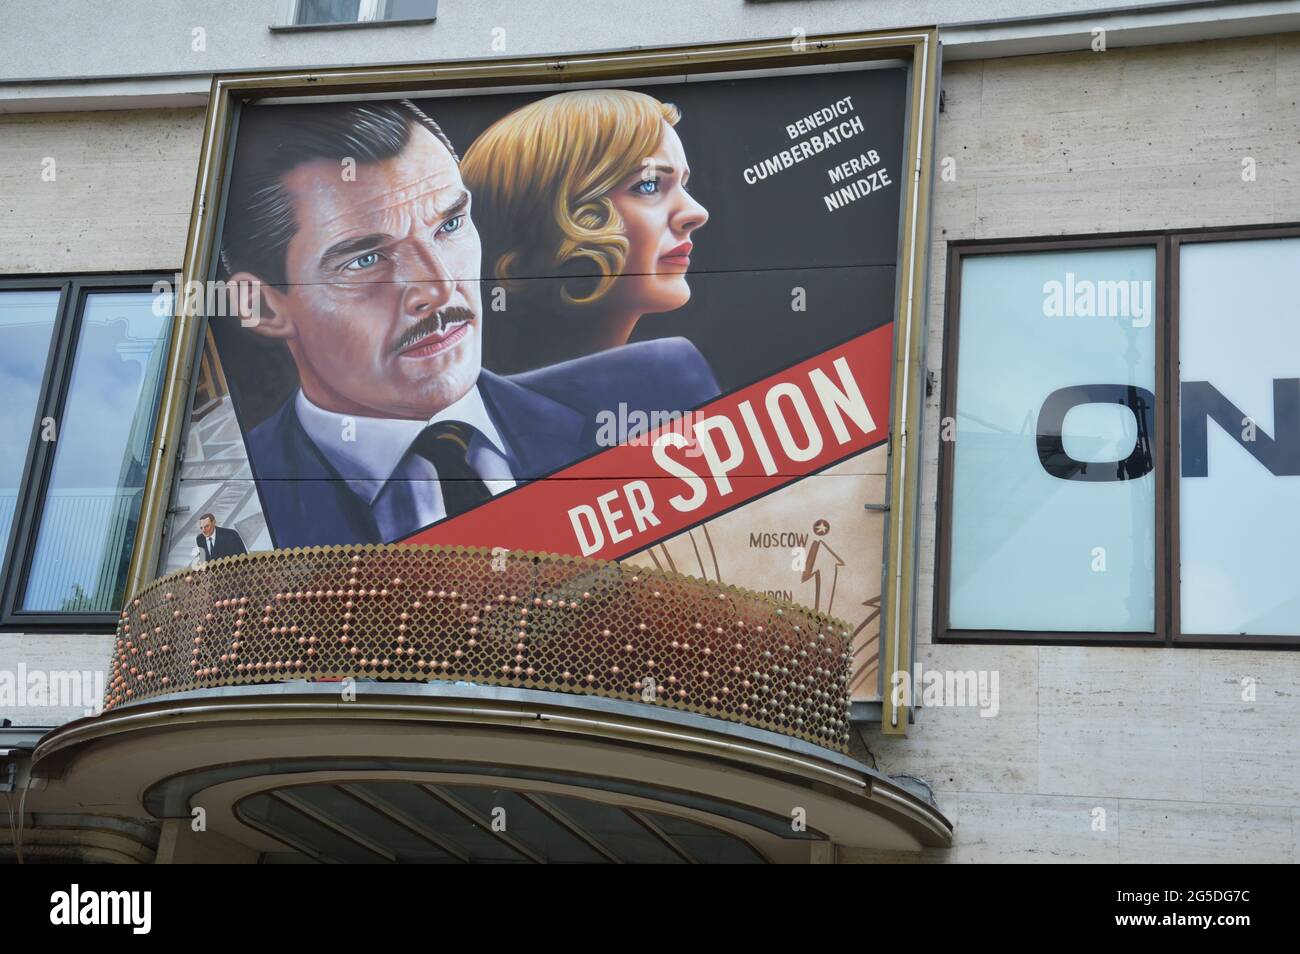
[295,0,362,25]
[0,291,60,577]
[640,810,765,864]
[949,247,1158,632]
[445,786,607,863]
[293,0,433,26]
[347,782,527,862]
[543,794,685,864]
[21,291,170,613]
[1179,238,1300,635]
[281,784,458,863]
[238,793,386,864]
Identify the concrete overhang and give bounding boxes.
[25,682,952,863]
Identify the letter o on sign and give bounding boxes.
[1036,383,1156,481]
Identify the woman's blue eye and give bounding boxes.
[633,178,660,195]
[440,214,465,233]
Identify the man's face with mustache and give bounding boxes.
[249,125,484,420]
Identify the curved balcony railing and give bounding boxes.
[108,545,853,751]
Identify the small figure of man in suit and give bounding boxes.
[220,100,719,548]
[195,513,248,562]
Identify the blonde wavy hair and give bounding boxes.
[461,89,681,309]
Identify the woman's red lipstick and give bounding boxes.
[660,241,693,266]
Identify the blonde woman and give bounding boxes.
[461,89,709,373]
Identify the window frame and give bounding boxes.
[935,225,1300,650]
[271,0,438,32]
[1168,225,1300,648]
[0,272,170,633]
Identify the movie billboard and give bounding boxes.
[167,66,909,698]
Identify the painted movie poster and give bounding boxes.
[168,66,908,697]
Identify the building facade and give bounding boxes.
[1,0,1298,863]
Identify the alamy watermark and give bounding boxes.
[890,663,1000,717]
[151,273,262,326]
[50,885,150,934]
[1042,272,1153,327]
[594,402,708,456]
[0,664,105,716]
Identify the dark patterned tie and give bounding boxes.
[409,420,493,518]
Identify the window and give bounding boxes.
[277,0,437,29]
[937,228,1299,647]
[1174,234,1300,640]
[0,291,60,579]
[0,277,171,629]
[944,243,1160,637]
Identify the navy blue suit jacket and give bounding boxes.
[195,526,247,561]
[245,337,720,548]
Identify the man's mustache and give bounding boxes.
[392,306,476,354]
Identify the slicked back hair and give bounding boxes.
[220,99,458,287]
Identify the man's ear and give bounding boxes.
[229,271,295,339]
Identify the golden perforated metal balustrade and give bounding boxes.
[107,545,853,751]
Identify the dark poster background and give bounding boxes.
[212,66,907,428]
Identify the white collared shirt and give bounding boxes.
[295,385,516,539]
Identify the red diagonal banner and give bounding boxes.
[402,324,894,561]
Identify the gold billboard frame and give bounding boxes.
[125,28,940,735]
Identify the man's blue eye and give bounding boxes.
[440,214,465,233]
[348,252,381,270]
[634,179,659,195]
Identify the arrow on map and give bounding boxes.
[801,538,845,615]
